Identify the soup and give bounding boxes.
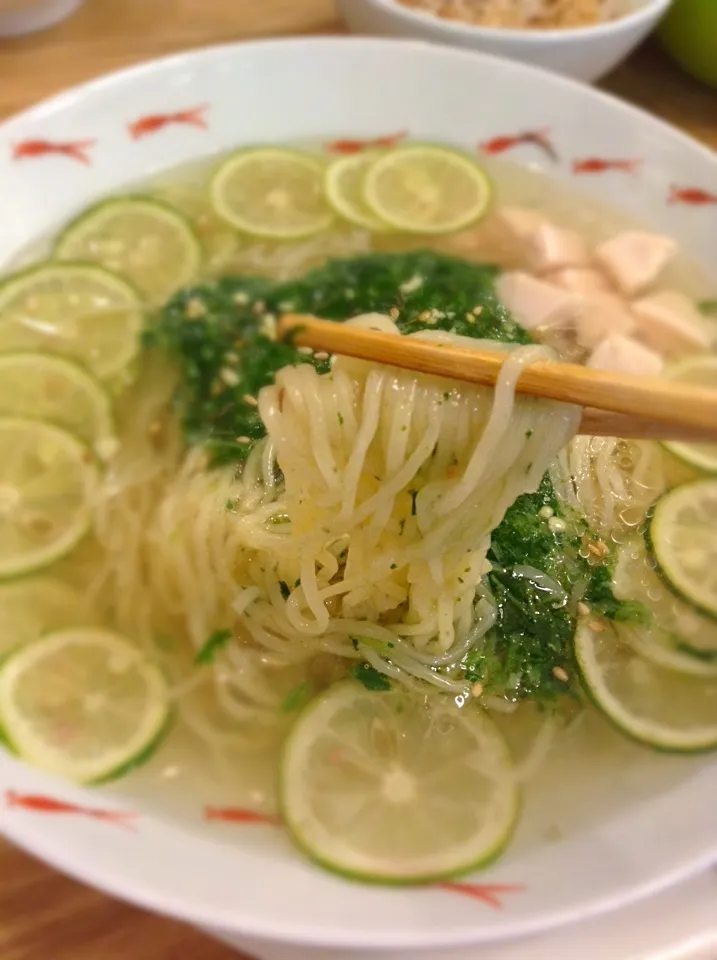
[0,139,715,884]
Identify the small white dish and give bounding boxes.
[0,0,83,37]
[0,35,715,960]
[336,0,673,83]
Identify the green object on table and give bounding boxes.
[658,0,717,89]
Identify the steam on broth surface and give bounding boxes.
[1,140,715,883]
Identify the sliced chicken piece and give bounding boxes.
[496,206,545,241]
[495,271,576,332]
[631,291,713,357]
[524,223,590,274]
[546,267,610,295]
[587,334,664,378]
[595,230,678,296]
[574,292,637,349]
[497,209,589,273]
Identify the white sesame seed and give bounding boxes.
[389,307,400,320]
[95,437,120,461]
[260,313,277,339]
[472,306,484,316]
[548,516,566,534]
[298,346,314,356]
[236,436,251,445]
[552,666,569,683]
[243,394,258,407]
[399,274,423,294]
[233,291,249,305]
[577,601,591,617]
[184,297,206,319]
[539,506,554,519]
[220,367,240,387]
[471,681,484,698]
[314,351,330,361]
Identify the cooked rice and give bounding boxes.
[396,0,625,29]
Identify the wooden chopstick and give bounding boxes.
[278,314,717,444]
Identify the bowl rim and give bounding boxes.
[0,33,716,951]
[4,34,714,170]
[347,0,673,43]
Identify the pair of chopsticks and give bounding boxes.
[277,314,717,444]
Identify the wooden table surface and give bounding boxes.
[0,2,715,958]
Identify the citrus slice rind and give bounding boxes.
[575,618,717,753]
[363,144,492,235]
[0,262,143,380]
[0,417,100,580]
[647,480,717,620]
[0,628,170,783]
[661,357,717,473]
[56,196,202,303]
[0,352,115,459]
[325,152,391,232]
[211,148,335,240]
[280,680,519,884]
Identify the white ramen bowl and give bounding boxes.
[336,0,673,84]
[0,38,716,960]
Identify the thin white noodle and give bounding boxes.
[87,313,582,769]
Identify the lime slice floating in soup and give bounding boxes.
[324,152,391,232]
[363,144,492,235]
[647,480,717,620]
[661,357,717,473]
[615,623,717,678]
[0,628,170,783]
[0,577,96,658]
[280,680,519,884]
[613,541,717,658]
[0,353,116,461]
[0,417,100,580]
[0,263,143,380]
[575,618,717,752]
[210,147,335,240]
[55,197,202,304]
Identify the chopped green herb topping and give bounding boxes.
[195,628,233,665]
[281,682,313,713]
[151,251,635,707]
[150,251,529,465]
[272,250,529,344]
[464,475,643,703]
[351,663,392,691]
[584,565,650,624]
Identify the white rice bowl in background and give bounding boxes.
[336,0,673,83]
[0,38,715,959]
